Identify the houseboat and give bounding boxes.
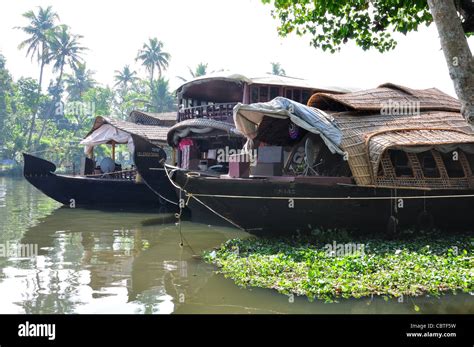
[133,72,352,222]
[23,111,178,210]
[134,73,350,177]
[168,83,474,233]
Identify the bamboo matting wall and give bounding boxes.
[307,84,474,186]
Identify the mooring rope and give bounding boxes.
[185,192,474,200]
[173,189,198,256]
[164,165,245,231]
[189,194,246,231]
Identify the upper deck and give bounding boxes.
[175,73,352,123]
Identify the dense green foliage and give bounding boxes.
[0,6,178,173]
[261,0,474,53]
[0,6,288,173]
[205,231,474,302]
[270,62,286,76]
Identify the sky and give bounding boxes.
[1,0,473,97]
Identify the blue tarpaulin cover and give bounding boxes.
[233,96,344,155]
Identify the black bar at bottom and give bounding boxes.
[0,314,472,346]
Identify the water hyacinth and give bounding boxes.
[203,231,474,302]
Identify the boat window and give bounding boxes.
[302,90,311,104]
[259,86,269,102]
[416,151,440,178]
[293,89,301,103]
[389,150,414,177]
[250,86,259,103]
[270,86,279,100]
[285,89,292,99]
[441,151,465,177]
[465,152,474,173]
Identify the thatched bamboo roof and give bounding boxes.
[85,116,170,145]
[128,110,177,127]
[306,84,474,186]
[308,83,461,113]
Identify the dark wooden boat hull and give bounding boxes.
[171,170,474,233]
[133,135,230,225]
[131,135,179,206]
[23,153,174,210]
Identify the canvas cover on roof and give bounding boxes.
[80,124,133,156]
[167,118,243,146]
[233,96,344,155]
[81,116,171,155]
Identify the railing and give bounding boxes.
[178,102,237,123]
[85,168,137,181]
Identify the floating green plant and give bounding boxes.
[204,231,474,302]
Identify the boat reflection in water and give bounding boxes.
[0,179,473,314]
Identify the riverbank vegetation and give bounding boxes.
[0,6,210,173]
[204,230,474,302]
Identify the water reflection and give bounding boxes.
[0,177,472,314]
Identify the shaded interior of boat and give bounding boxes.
[170,73,350,176]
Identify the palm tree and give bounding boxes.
[149,78,175,112]
[48,25,86,87]
[270,62,286,76]
[37,25,86,145]
[64,62,95,101]
[16,5,59,148]
[177,62,208,82]
[114,65,138,90]
[136,38,171,87]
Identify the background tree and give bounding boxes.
[47,25,86,90]
[114,64,138,91]
[16,5,58,149]
[177,62,209,82]
[270,62,286,76]
[37,25,86,145]
[428,0,474,123]
[261,0,474,123]
[0,54,14,140]
[149,78,175,112]
[64,62,95,101]
[2,6,179,172]
[136,38,170,87]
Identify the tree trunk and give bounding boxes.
[150,65,154,87]
[37,63,65,146]
[428,0,474,126]
[26,57,45,149]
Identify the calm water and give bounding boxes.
[0,177,472,314]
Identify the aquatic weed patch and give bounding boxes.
[203,232,474,302]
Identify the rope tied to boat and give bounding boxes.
[166,168,199,256]
[180,193,474,200]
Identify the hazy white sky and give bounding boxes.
[1,0,473,97]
